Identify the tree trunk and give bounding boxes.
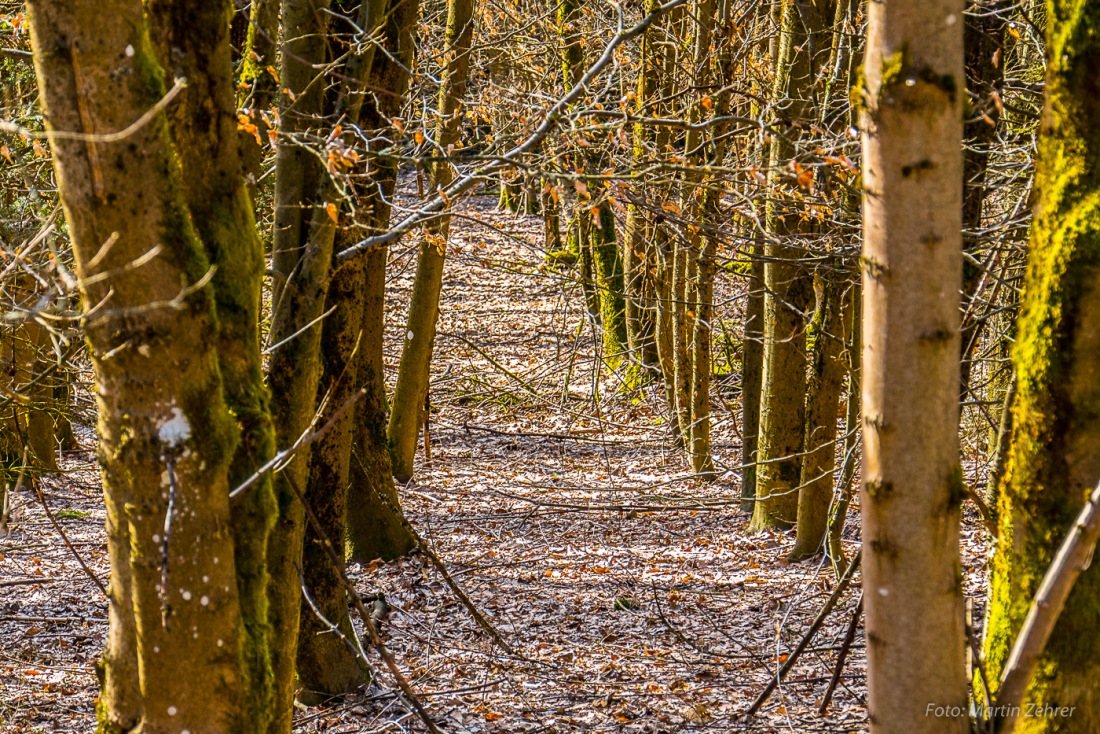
[266,0,335,726]
[346,0,419,563]
[388,0,474,482]
[146,1,278,724]
[982,4,1100,729]
[740,252,765,512]
[748,0,829,531]
[621,0,663,375]
[28,3,251,730]
[788,276,849,561]
[826,284,860,576]
[859,0,968,725]
[590,201,628,367]
[347,246,417,562]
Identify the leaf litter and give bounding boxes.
[0,180,992,733]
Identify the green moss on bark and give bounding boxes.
[982,2,1100,729]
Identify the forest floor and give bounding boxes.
[0,181,992,733]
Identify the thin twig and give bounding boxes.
[283,472,443,734]
[31,459,107,597]
[818,593,862,715]
[745,548,862,717]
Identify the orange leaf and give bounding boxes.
[0,145,11,164]
[324,202,338,224]
[414,130,425,145]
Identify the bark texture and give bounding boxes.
[859,0,969,728]
[29,3,250,730]
[982,2,1100,730]
[388,0,474,481]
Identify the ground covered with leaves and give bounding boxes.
[0,187,991,733]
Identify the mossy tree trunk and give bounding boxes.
[621,0,663,374]
[589,201,628,366]
[788,276,849,561]
[982,3,1100,730]
[29,3,252,731]
[145,1,278,725]
[388,0,474,482]
[859,0,969,725]
[294,0,399,702]
[266,0,336,726]
[749,0,831,531]
[345,0,420,563]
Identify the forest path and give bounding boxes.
[340,182,875,733]
[0,181,989,733]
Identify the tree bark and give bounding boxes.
[29,2,251,729]
[982,2,1100,729]
[859,0,968,726]
[388,0,474,482]
[145,2,278,724]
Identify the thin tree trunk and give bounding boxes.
[826,283,860,576]
[788,276,849,561]
[388,0,474,482]
[621,1,662,374]
[859,0,968,724]
[740,252,765,511]
[266,1,335,727]
[590,201,628,366]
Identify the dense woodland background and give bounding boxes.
[1,0,1098,732]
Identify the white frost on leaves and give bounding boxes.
[158,405,191,447]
